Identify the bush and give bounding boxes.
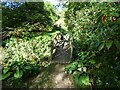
[64,2,120,87]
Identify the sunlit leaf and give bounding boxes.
[83,67,87,72]
[0,72,12,80]
[3,67,10,74]
[71,65,77,70]
[14,70,23,78]
[74,73,90,86]
[78,67,82,71]
[80,73,90,85]
[68,69,72,74]
[98,41,105,51]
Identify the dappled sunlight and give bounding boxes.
[1,1,120,89]
[26,64,74,88]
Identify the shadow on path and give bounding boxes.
[28,63,74,88]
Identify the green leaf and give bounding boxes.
[80,73,90,85]
[3,67,10,74]
[74,73,90,86]
[70,62,78,70]
[71,65,77,70]
[25,66,31,70]
[68,69,72,74]
[106,40,113,50]
[83,67,87,72]
[78,67,82,71]
[74,72,80,85]
[114,40,120,50]
[98,41,105,51]
[89,59,96,65]
[14,70,23,78]
[0,72,12,80]
[111,13,119,17]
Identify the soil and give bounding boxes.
[28,63,75,88]
[2,63,75,88]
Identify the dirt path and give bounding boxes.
[28,63,75,88]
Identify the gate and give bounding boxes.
[49,33,73,63]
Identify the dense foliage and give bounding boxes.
[64,2,120,88]
[2,2,58,40]
[1,1,120,88]
[1,2,60,86]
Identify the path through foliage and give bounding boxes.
[1,1,120,89]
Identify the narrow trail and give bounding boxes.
[28,63,75,88]
[28,15,73,88]
[50,64,74,88]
